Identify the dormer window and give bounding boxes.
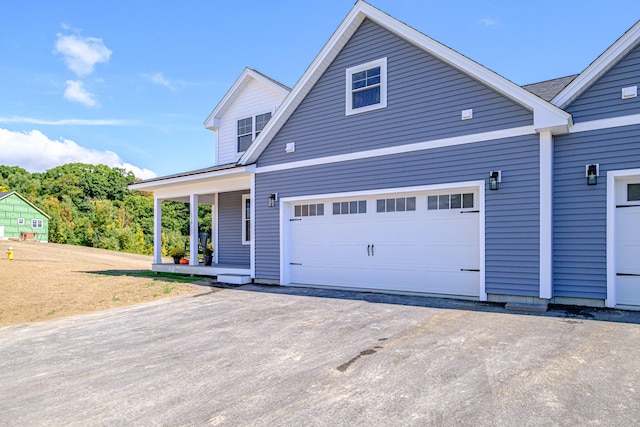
[237,112,272,152]
[345,57,387,116]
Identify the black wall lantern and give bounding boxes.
[489,171,501,191]
[586,164,599,186]
[268,193,278,208]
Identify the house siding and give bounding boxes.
[553,123,640,299]
[566,43,640,123]
[257,19,533,168]
[0,194,48,242]
[217,79,286,165]
[217,190,250,265]
[255,133,541,297]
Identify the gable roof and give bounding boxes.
[239,0,572,165]
[552,20,640,108]
[523,75,578,102]
[0,191,51,219]
[203,68,291,130]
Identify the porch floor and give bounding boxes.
[152,262,250,277]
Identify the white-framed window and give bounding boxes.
[237,112,272,152]
[376,197,416,213]
[345,57,387,116]
[627,183,640,203]
[427,193,475,210]
[17,218,25,225]
[31,219,43,229]
[294,203,324,217]
[333,200,366,215]
[242,194,251,245]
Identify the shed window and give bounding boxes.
[17,218,25,225]
[31,219,43,229]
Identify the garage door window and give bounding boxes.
[376,197,416,213]
[428,193,474,210]
[628,183,640,202]
[333,200,366,215]
[295,203,324,217]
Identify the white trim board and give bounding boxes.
[569,113,640,134]
[256,126,535,174]
[539,131,553,299]
[279,180,487,301]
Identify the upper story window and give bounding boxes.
[345,57,387,116]
[237,112,272,152]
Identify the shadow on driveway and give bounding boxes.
[90,269,640,325]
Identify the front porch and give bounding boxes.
[152,262,250,277]
[129,164,256,282]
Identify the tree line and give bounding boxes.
[0,164,206,256]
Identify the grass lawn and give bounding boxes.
[0,241,201,327]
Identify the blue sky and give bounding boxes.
[1,1,638,179]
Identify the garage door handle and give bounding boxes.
[367,244,370,256]
[617,272,640,277]
[371,244,374,256]
[460,268,480,272]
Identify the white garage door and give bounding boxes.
[616,179,640,306]
[288,189,480,297]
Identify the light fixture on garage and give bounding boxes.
[586,164,599,186]
[489,171,501,191]
[268,193,278,208]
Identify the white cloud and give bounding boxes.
[54,33,112,76]
[0,128,156,180]
[64,80,99,107]
[0,116,133,126]
[143,72,175,90]
[477,18,501,28]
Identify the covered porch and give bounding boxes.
[129,164,255,281]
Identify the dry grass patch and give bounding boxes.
[0,241,199,327]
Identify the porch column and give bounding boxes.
[189,194,199,266]
[213,193,219,264]
[153,197,162,264]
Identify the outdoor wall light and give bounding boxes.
[489,171,501,191]
[268,193,278,208]
[586,164,599,186]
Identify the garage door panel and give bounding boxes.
[288,189,480,298]
[615,188,640,307]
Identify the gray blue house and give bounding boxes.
[130,1,640,310]
[0,191,49,242]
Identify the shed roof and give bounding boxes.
[0,191,51,219]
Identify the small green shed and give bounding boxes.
[0,191,50,242]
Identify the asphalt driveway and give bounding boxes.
[1,284,640,426]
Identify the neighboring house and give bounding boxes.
[0,191,49,242]
[130,1,640,310]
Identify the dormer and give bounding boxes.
[204,68,290,165]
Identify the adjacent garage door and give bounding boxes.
[287,188,481,297]
[616,179,640,307]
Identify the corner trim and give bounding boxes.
[539,130,553,299]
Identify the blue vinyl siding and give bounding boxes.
[217,190,250,265]
[566,43,640,122]
[554,124,640,299]
[257,19,533,168]
[255,134,541,297]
